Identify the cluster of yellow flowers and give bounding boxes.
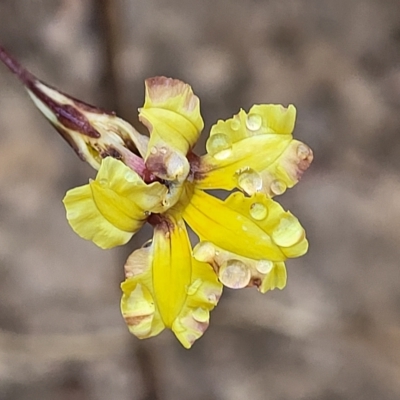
[0,46,313,348]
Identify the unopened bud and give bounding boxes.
[0,45,149,175]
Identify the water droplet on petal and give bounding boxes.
[141,239,152,249]
[192,307,209,323]
[125,170,137,183]
[208,293,218,304]
[246,114,262,131]
[186,278,203,295]
[297,143,310,159]
[165,152,187,179]
[206,133,232,157]
[218,259,251,289]
[272,215,304,247]
[237,168,263,194]
[214,149,232,160]
[99,178,108,186]
[150,146,157,155]
[250,202,268,220]
[230,118,241,131]
[270,179,286,195]
[193,242,215,262]
[256,260,274,274]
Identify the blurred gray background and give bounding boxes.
[1,1,400,399]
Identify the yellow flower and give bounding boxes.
[60,77,311,347]
[0,46,313,349]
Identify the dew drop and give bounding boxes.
[206,133,232,157]
[165,152,187,179]
[246,113,262,131]
[270,179,286,195]
[250,202,268,220]
[242,225,248,232]
[272,215,304,247]
[125,170,137,183]
[150,146,157,155]
[213,149,232,160]
[141,239,153,249]
[256,260,274,274]
[218,259,251,289]
[99,178,108,186]
[186,279,203,296]
[230,118,241,131]
[297,143,310,159]
[192,307,209,323]
[208,293,218,304]
[237,168,263,194]
[193,242,215,262]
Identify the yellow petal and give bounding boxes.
[225,192,308,257]
[196,104,313,196]
[139,77,204,181]
[182,189,308,262]
[121,246,165,339]
[95,156,168,213]
[63,184,135,249]
[63,157,167,249]
[182,187,285,261]
[152,217,192,327]
[141,77,204,148]
[89,180,144,232]
[193,241,287,293]
[171,256,221,348]
[260,261,287,292]
[121,215,222,348]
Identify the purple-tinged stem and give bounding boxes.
[0,44,38,91]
